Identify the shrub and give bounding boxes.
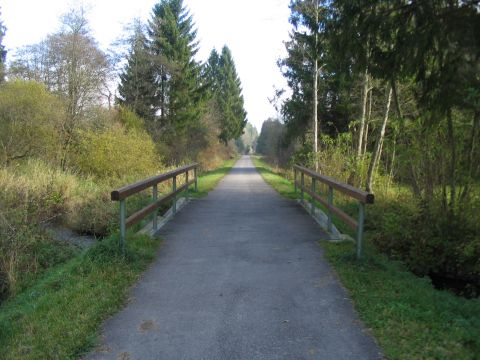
[0,80,64,166]
[73,125,161,180]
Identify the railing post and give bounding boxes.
[294,168,297,193]
[356,202,365,259]
[173,175,177,214]
[119,199,126,254]
[194,166,198,192]
[185,170,189,200]
[327,186,333,232]
[152,184,158,232]
[300,172,304,203]
[310,178,316,215]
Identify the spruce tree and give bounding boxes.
[147,0,204,136]
[217,46,247,143]
[117,21,156,122]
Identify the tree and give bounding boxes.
[117,20,156,121]
[147,0,204,138]
[217,46,247,143]
[256,119,285,160]
[0,7,6,83]
[0,81,64,165]
[203,46,247,144]
[9,8,110,168]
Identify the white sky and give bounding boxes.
[1,0,291,131]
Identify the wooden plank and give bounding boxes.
[112,163,198,201]
[294,165,374,204]
[125,192,177,228]
[301,185,358,230]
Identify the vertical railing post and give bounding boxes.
[310,178,316,215]
[119,199,126,254]
[173,175,177,214]
[356,202,365,259]
[294,168,297,193]
[185,170,189,200]
[194,166,198,192]
[300,172,304,203]
[327,186,333,232]
[152,184,158,232]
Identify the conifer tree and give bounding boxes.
[117,21,156,122]
[217,46,247,143]
[147,0,204,136]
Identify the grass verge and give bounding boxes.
[0,234,161,359]
[0,158,237,359]
[252,156,480,360]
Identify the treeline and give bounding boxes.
[0,0,249,300]
[261,1,479,296]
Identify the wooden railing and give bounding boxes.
[111,164,198,252]
[293,165,374,259]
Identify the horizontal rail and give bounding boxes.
[125,180,195,228]
[293,165,374,204]
[111,164,198,253]
[111,163,198,201]
[294,164,374,259]
[298,181,358,229]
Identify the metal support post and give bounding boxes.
[173,175,177,214]
[185,171,189,200]
[194,166,198,192]
[327,186,333,232]
[294,168,297,193]
[119,199,126,254]
[152,184,158,232]
[356,202,365,259]
[300,172,304,202]
[310,178,316,215]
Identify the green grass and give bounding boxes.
[0,159,237,359]
[0,234,161,359]
[252,156,480,360]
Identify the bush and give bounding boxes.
[73,125,161,180]
[0,80,64,166]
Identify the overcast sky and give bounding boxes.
[1,0,291,131]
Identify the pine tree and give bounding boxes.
[147,0,204,136]
[217,46,247,143]
[117,20,156,122]
[0,8,7,83]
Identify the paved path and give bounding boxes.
[87,156,381,360]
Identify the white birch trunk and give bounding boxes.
[366,87,393,192]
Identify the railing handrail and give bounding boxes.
[111,163,198,201]
[111,163,198,253]
[293,164,374,259]
[293,165,374,204]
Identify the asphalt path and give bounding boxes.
[87,156,382,360]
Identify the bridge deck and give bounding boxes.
[87,156,381,360]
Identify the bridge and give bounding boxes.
[87,156,381,359]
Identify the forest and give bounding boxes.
[257,0,479,297]
[0,0,479,358]
[0,0,250,302]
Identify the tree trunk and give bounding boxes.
[313,57,318,171]
[312,1,319,172]
[366,86,393,192]
[460,110,479,201]
[357,68,369,158]
[362,85,373,157]
[446,109,456,212]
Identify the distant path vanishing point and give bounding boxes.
[87,155,382,360]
